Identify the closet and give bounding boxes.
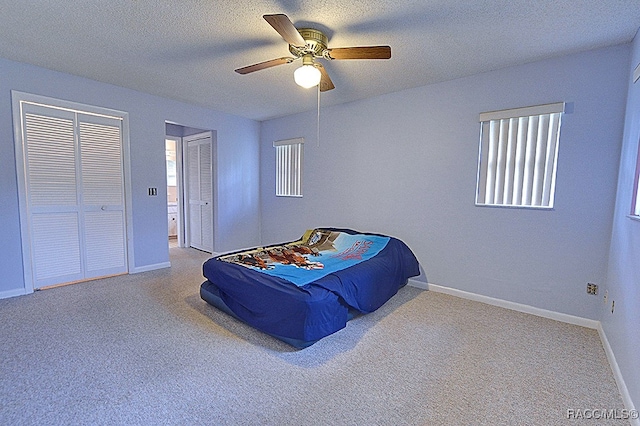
[13,92,129,290]
[184,132,213,253]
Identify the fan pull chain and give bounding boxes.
[317,83,321,147]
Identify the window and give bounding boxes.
[475,102,565,209]
[629,68,640,218]
[274,137,303,197]
[631,135,640,217]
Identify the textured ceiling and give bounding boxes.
[1,1,639,121]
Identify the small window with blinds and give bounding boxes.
[274,137,303,197]
[476,102,565,209]
[631,135,640,218]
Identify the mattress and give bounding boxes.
[200,228,420,347]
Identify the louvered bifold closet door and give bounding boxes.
[78,114,127,278]
[186,133,213,253]
[21,103,127,289]
[23,105,84,287]
[187,142,202,249]
[198,141,213,252]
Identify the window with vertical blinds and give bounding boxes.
[476,102,565,209]
[274,138,303,197]
[631,135,640,217]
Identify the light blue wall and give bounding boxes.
[260,45,629,321]
[603,29,640,410]
[0,57,261,296]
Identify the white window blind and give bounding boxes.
[631,138,640,217]
[274,138,303,197]
[476,102,565,208]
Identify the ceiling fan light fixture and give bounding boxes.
[236,14,391,93]
[294,64,321,89]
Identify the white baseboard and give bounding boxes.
[407,278,428,290]
[0,287,29,300]
[130,261,171,274]
[406,280,638,418]
[598,324,639,426]
[422,282,599,329]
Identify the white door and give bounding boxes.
[19,102,127,289]
[23,106,83,287]
[184,132,213,252]
[78,114,127,279]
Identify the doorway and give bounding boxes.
[165,123,215,253]
[166,137,180,248]
[184,132,214,253]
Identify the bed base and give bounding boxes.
[200,281,357,349]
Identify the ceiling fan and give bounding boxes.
[235,14,391,92]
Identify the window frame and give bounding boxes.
[475,102,565,210]
[273,137,304,198]
[630,134,640,218]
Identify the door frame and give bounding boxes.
[165,136,184,247]
[182,131,216,252]
[11,90,134,294]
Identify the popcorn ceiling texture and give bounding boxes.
[0,0,638,120]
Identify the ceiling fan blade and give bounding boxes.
[263,14,306,47]
[316,63,335,92]
[235,57,295,75]
[326,46,391,60]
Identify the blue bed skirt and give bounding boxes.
[200,228,420,348]
[200,280,358,348]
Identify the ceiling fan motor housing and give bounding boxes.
[289,28,328,58]
[236,14,390,92]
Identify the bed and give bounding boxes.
[200,228,420,348]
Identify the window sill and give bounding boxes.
[475,203,554,211]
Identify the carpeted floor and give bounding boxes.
[0,247,626,425]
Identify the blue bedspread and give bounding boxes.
[201,228,420,344]
[216,230,391,286]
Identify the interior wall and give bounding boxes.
[260,44,629,321]
[0,57,261,296]
[603,28,640,410]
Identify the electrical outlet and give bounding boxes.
[586,283,598,295]
[611,300,615,314]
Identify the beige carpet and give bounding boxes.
[0,247,625,425]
